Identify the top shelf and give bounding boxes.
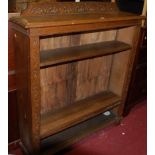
[40,40,131,67]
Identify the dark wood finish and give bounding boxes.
[11,14,142,30]
[8,0,111,12]
[8,91,19,143]
[58,0,111,1]
[40,41,131,67]
[20,2,119,17]
[41,91,120,138]
[8,0,16,12]
[8,14,21,144]
[9,0,37,12]
[14,30,41,154]
[8,71,16,91]
[8,21,18,91]
[9,2,143,154]
[9,21,16,72]
[8,139,21,153]
[10,2,143,30]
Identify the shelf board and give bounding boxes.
[40,41,131,67]
[41,111,119,155]
[40,91,121,139]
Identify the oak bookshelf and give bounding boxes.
[10,2,144,155]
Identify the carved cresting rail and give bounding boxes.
[21,2,119,16]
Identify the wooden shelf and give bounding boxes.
[40,41,131,67]
[40,91,121,139]
[41,111,119,155]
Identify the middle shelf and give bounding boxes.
[40,91,121,139]
[40,40,131,67]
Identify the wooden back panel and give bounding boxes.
[40,30,116,114]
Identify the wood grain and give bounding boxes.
[109,26,136,96]
[21,2,119,16]
[76,56,112,101]
[14,30,41,154]
[40,41,131,67]
[10,2,143,154]
[40,34,78,114]
[14,30,32,153]
[9,2,144,29]
[40,91,120,139]
[76,30,116,101]
[10,13,144,29]
[40,30,120,114]
[109,26,141,116]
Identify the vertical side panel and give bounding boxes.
[28,36,41,154]
[109,26,136,96]
[109,26,141,115]
[14,30,32,153]
[14,30,41,154]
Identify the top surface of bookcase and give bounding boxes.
[10,2,144,29]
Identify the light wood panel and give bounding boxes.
[40,34,74,114]
[40,30,117,51]
[109,26,136,96]
[76,30,116,101]
[76,56,112,101]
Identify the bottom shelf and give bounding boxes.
[41,91,121,139]
[41,110,120,155]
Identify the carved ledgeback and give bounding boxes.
[21,2,119,16]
